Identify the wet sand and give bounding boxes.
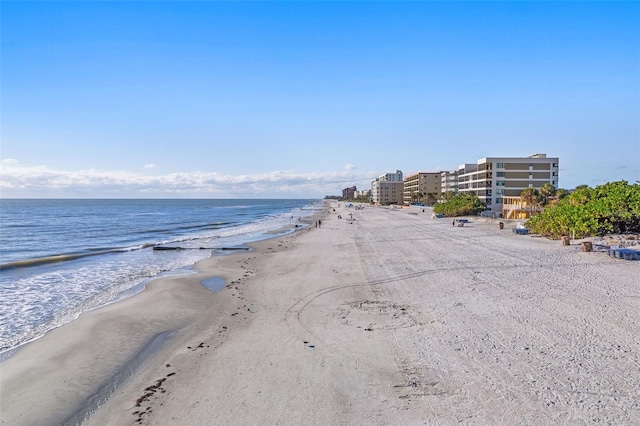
[2,203,639,425]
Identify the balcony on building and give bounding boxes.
[501,196,544,220]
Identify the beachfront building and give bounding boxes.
[354,189,372,200]
[403,172,441,205]
[440,170,459,198]
[371,170,404,205]
[342,186,357,199]
[457,154,559,213]
[455,163,478,196]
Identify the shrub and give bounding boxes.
[433,193,486,217]
[525,181,640,238]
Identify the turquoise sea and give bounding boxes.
[0,199,320,356]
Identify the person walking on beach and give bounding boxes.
[318,220,322,228]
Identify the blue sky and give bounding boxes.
[1,1,638,198]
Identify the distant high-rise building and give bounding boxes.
[354,189,372,200]
[342,186,357,199]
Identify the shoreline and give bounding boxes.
[2,203,639,425]
[0,199,322,359]
[0,213,317,362]
[0,211,323,426]
[0,261,220,425]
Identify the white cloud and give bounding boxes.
[344,163,356,171]
[1,159,20,166]
[143,163,158,169]
[0,162,376,198]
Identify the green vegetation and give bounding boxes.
[538,183,557,205]
[433,193,486,217]
[555,188,570,200]
[424,192,439,206]
[442,191,456,202]
[519,187,544,215]
[358,196,374,204]
[408,191,439,206]
[525,181,640,238]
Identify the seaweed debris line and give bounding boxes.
[153,246,250,251]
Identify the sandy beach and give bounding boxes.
[2,202,639,425]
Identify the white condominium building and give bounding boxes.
[440,170,460,195]
[457,154,559,212]
[371,170,404,205]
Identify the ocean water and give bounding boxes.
[0,199,320,356]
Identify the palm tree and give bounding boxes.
[410,191,418,204]
[539,183,557,206]
[425,192,438,206]
[520,187,540,218]
[556,188,570,200]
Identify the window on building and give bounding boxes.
[496,189,504,195]
[497,171,505,177]
[495,198,503,204]
[496,180,505,186]
[496,163,505,168]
